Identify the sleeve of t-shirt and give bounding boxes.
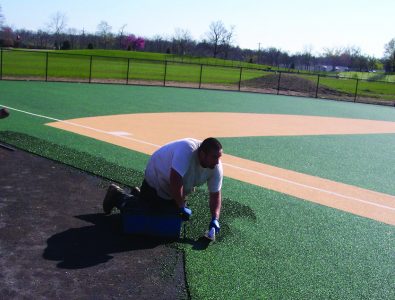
[207,162,223,192]
[171,142,194,177]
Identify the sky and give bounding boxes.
[1,0,394,58]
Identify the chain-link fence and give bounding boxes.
[1,48,394,106]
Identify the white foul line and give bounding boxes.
[2,104,395,212]
[222,162,395,211]
[0,105,161,148]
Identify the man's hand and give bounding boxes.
[179,206,192,221]
[209,217,220,233]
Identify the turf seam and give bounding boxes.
[1,140,121,185]
[0,131,140,188]
[181,223,192,299]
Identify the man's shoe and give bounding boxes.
[130,186,140,197]
[103,184,124,214]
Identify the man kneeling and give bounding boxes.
[103,137,223,235]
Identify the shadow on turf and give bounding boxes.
[43,213,177,269]
[43,213,210,269]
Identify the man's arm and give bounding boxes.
[209,190,221,220]
[170,168,186,208]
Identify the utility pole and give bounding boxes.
[258,42,261,64]
[393,51,395,72]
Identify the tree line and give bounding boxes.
[1,8,394,73]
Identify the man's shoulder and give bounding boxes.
[178,138,201,147]
[215,161,223,175]
[165,138,200,151]
[204,161,223,177]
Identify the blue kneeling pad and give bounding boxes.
[121,200,182,238]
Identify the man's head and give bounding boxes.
[198,137,223,169]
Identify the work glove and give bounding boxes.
[209,217,220,234]
[179,206,192,221]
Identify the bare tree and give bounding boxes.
[36,29,51,49]
[323,47,345,71]
[48,11,67,49]
[221,25,235,59]
[145,34,172,53]
[301,45,314,70]
[96,21,112,49]
[66,28,78,49]
[205,20,231,58]
[384,38,395,72]
[266,47,281,67]
[0,5,4,28]
[118,24,127,49]
[172,28,194,55]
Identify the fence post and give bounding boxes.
[238,67,243,91]
[45,52,49,82]
[315,74,320,98]
[163,61,167,86]
[0,48,3,80]
[354,79,359,102]
[89,56,93,83]
[199,64,203,89]
[277,72,282,95]
[126,58,130,85]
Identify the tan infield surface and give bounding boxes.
[47,113,395,225]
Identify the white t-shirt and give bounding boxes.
[144,138,223,200]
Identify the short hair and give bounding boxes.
[198,137,222,154]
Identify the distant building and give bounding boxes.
[315,65,349,72]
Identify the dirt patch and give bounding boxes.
[0,146,186,299]
[242,73,355,98]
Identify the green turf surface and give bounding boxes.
[220,134,395,195]
[1,81,395,121]
[185,180,394,299]
[2,130,393,299]
[1,81,394,299]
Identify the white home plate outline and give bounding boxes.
[108,131,133,137]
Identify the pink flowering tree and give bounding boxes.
[122,34,145,51]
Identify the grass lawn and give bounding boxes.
[318,76,395,100]
[339,71,395,82]
[357,80,395,100]
[1,49,394,102]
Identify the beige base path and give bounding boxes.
[47,112,395,225]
